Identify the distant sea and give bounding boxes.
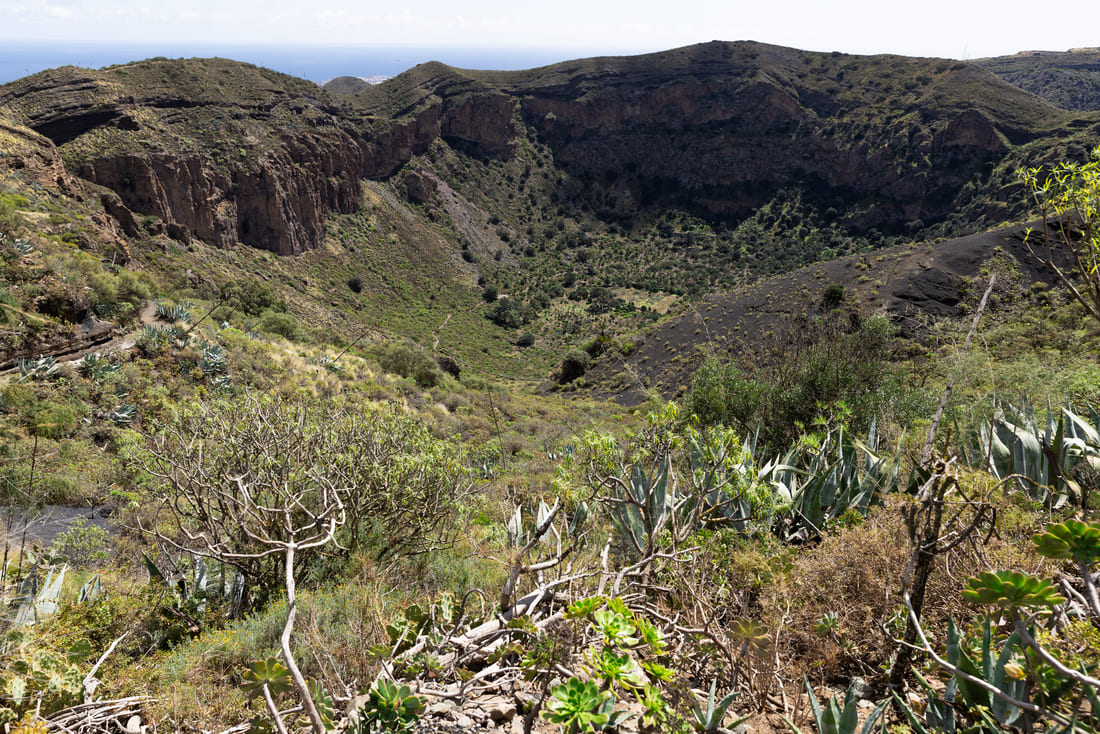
[0,41,617,85]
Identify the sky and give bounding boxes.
[2,0,1099,62]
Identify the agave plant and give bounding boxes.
[784,677,887,734]
[16,355,58,381]
[765,422,898,543]
[965,400,1100,510]
[155,300,193,324]
[80,352,120,383]
[107,403,137,426]
[198,343,229,376]
[944,615,1030,729]
[691,678,748,733]
[6,237,34,256]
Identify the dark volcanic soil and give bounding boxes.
[587,223,1053,404]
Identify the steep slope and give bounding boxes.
[978,48,1100,111]
[584,223,1055,404]
[3,42,1100,380]
[359,41,1097,238]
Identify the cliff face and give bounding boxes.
[0,63,377,255]
[78,131,367,255]
[513,66,1022,228]
[0,45,1093,257]
[0,61,520,254]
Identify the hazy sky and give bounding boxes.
[3,0,1098,60]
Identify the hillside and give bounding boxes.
[978,48,1100,111]
[1,41,1099,734]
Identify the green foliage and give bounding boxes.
[375,341,444,387]
[79,353,120,383]
[352,679,424,733]
[565,596,606,620]
[684,358,764,433]
[0,633,87,722]
[155,300,192,323]
[0,197,23,238]
[1033,519,1100,565]
[239,657,294,698]
[258,310,300,340]
[220,278,286,316]
[29,401,81,439]
[559,349,591,384]
[48,519,110,568]
[755,421,898,543]
[821,283,846,310]
[136,394,471,594]
[686,316,924,450]
[961,571,1066,609]
[785,677,887,734]
[690,678,744,733]
[964,400,1100,510]
[945,615,1029,728]
[1020,145,1100,324]
[16,357,58,382]
[542,677,615,733]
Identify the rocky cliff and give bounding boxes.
[1,44,1097,257]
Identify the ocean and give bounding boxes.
[0,41,614,85]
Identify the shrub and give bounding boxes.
[516,332,535,348]
[822,282,845,309]
[487,298,531,328]
[686,315,927,449]
[346,276,363,293]
[558,349,591,384]
[0,197,22,237]
[49,518,111,568]
[221,278,285,316]
[376,342,444,388]
[259,311,300,340]
[31,402,82,438]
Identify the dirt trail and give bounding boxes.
[0,300,159,375]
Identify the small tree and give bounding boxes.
[1019,146,1100,324]
[132,393,472,733]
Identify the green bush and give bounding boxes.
[822,282,846,309]
[0,197,22,237]
[259,310,300,340]
[49,519,111,568]
[31,402,82,439]
[221,278,285,316]
[685,358,765,433]
[686,315,928,449]
[376,342,444,388]
[558,349,591,384]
